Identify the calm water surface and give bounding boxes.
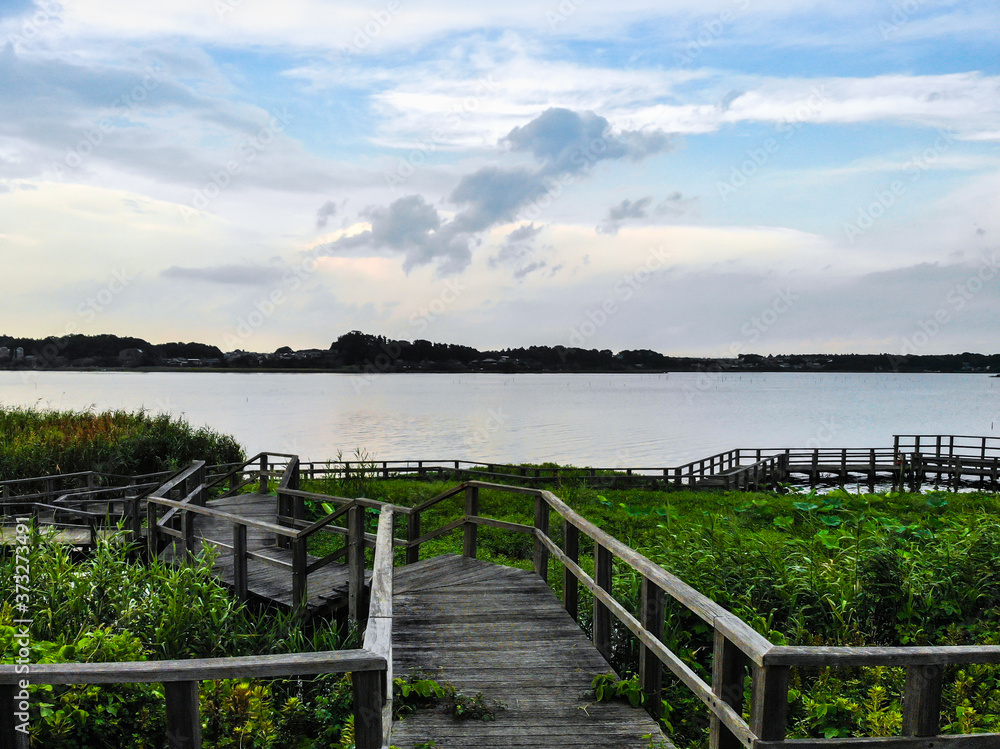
[1,371,998,465]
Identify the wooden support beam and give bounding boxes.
[594,543,613,664]
[711,631,748,749]
[291,538,307,613]
[164,680,201,749]
[563,520,579,621]
[463,485,479,558]
[639,577,666,718]
[902,664,943,737]
[352,670,384,749]
[751,664,789,743]
[533,495,550,582]
[347,504,366,623]
[405,512,420,565]
[1,683,30,749]
[233,524,248,602]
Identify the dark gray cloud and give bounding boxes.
[598,192,700,234]
[490,223,550,281]
[315,108,673,275]
[316,199,338,229]
[597,197,654,235]
[161,264,282,285]
[655,191,699,217]
[503,108,672,176]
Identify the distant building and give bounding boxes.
[14,347,24,360]
[0,347,9,360]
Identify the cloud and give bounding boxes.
[503,108,672,176]
[597,197,653,235]
[655,191,699,217]
[490,222,549,280]
[161,264,282,285]
[316,199,338,229]
[597,193,699,234]
[315,108,673,274]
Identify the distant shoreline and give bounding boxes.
[2,366,996,376]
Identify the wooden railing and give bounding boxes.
[0,506,396,749]
[395,479,1000,749]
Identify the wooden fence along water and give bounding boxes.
[3,435,1000,748]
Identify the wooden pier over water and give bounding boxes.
[5,436,1000,749]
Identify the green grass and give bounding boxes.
[1,529,353,748]
[0,405,244,480]
[299,472,1000,746]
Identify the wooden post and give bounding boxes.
[352,670,384,749]
[292,537,307,613]
[164,681,201,749]
[147,501,159,560]
[750,665,789,743]
[406,512,420,564]
[902,664,943,737]
[182,508,197,561]
[463,485,479,558]
[2,682,30,749]
[258,454,268,493]
[563,520,579,621]
[639,577,666,718]
[710,631,748,749]
[593,544,613,663]
[533,495,550,582]
[233,524,248,602]
[347,505,366,622]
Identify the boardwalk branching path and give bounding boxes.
[390,555,670,748]
[6,440,1000,749]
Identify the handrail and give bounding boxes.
[0,651,387,749]
[398,478,1000,748]
[364,508,395,747]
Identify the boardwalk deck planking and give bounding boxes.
[389,555,672,749]
[161,493,367,611]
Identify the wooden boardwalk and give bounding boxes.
[162,493,364,613]
[389,555,671,749]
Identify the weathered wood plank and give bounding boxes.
[390,556,670,749]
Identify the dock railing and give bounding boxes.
[0,507,395,749]
[397,479,1000,749]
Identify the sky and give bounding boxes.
[1,0,999,356]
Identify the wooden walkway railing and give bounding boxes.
[0,505,396,749]
[393,479,1000,749]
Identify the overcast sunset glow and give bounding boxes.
[2,0,998,356]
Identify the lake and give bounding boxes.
[1,371,998,466]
